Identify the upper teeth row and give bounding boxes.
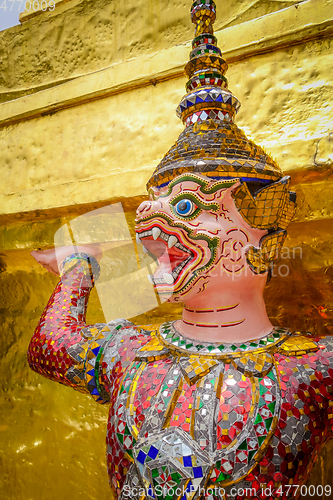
[136,228,188,251]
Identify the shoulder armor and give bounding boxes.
[277,333,319,356]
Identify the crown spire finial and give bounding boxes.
[191,0,216,36]
[146,1,284,191]
[176,1,240,127]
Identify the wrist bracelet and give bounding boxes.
[59,252,101,281]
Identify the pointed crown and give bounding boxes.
[147,0,284,190]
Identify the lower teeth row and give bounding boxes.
[151,256,192,286]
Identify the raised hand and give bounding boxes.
[31,244,102,276]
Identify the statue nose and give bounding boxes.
[136,200,153,218]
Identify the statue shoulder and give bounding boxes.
[276,330,333,373]
[106,320,159,357]
[67,319,157,404]
[276,331,323,356]
[81,319,158,367]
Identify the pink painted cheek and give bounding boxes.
[218,228,249,273]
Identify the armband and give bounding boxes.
[59,252,101,281]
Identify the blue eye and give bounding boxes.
[174,199,196,217]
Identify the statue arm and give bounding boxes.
[27,254,131,404]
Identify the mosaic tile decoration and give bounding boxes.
[158,321,291,357]
[232,177,296,231]
[191,0,216,36]
[176,88,240,123]
[147,121,285,191]
[246,230,288,275]
[28,259,333,499]
[184,108,231,126]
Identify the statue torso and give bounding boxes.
[75,322,333,500]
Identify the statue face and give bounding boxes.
[135,173,267,301]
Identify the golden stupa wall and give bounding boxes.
[1,0,333,498]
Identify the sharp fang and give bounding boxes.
[136,233,141,245]
[168,235,178,248]
[152,227,161,240]
[163,273,174,285]
[142,246,148,254]
[147,275,154,284]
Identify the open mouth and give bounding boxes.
[136,227,193,286]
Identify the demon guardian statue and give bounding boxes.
[28,2,333,499]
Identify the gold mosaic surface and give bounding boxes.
[1,0,306,103]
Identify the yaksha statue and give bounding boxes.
[28,2,333,499]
